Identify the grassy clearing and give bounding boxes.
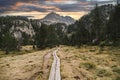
[0,46,56,80]
[58,45,120,80]
[0,45,119,80]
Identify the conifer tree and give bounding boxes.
[75,21,90,46]
[35,24,48,49]
[107,3,120,43]
[0,32,2,48]
[46,26,59,47]
[92,3,102,44]
[2,32,18,54]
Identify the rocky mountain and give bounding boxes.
[0,16,35,43]
[0,12,75,41]
[10,20,35,39]
[40,12,75,25]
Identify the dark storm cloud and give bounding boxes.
[0,0,34,7]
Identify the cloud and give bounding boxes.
[10,2,61,12]
[0,11,87,20]
[0,0,114,13]
[0,0,116,19]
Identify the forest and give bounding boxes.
[0,3,120,53]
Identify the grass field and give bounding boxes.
[58,45,120,80]
[0,45,120,80]
[0,46,55,80]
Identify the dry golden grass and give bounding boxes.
[58,45,120,80]
[0,45,119,80]
[0,47,55,80]
[0,45,38,58]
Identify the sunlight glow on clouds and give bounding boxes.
[0,0,116,20]
[1,11,88,20]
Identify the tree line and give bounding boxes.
[0,3,120,54]
[66,3,120,46]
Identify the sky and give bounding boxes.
[0,0,117,20]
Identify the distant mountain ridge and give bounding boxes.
[40,12,75,25]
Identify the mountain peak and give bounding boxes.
[40,12,75,25]
[49,12,57,15]
[44,12,60,19]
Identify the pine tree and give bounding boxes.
[107,4,120,43]
[75,21,90,46]
[63,35,69,45]
[46,26,59,47]
[0,32,2,48]
[92,3,102,44]
[22,32,30,45]
[35,24,59,49]
[35,24,48,49]
[2,32,18,54]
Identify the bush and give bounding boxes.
[112,67,120,74]
[116,77,120,80]
[81,62,96,70]
[97,69,111,77]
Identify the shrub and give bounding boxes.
[81,62,96,70]
[116,77,120,80]
[112,67,120,74]
[97,69,111,77]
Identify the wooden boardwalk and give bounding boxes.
[48,49,61,80]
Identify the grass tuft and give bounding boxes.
[97,69,112,77]
[80,62,96,70]
[112,66,120,74]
